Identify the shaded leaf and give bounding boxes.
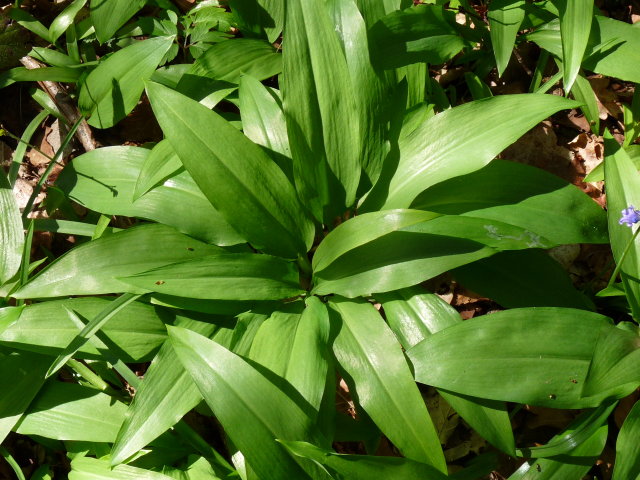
[0,172,23,284]
[488,0,526,76]
[90,0,147,44]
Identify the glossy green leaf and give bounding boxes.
[282,0,360,221]
[408,308,640,409]
[613,399,640,479]
[0,350,49,443]
[228,0,284,43]
[9,8,51,43]
[0,298,167,361]
[558,0,593,92]
[133,140,182,200]
[78,37,173,128]
[111,319,219,465]
[603,131,640,317]
[488,0,525,77]
[280,440,449,480]
[368,5,465,70]
[169,326,324,479]
[49,0,87,43]
[238,75,291,160]
[466,250,593,308]
[14,224,223,299]
[378,288,516,455]
[528,16,640,84]
[121,253,303,301]
[70,456,175,480]
[90,0,147,44]
[0,66,82,88]
[508,425,607,480]
[15,382,126,442]
[412,159,607,245]
[57,145,244,245]
[379,94,579,209]
[453,249,594,309]
[249,298,330,414]
[572,74,600,133]
[313,209,552,297]
[186,39,282,84]
[146,81,314,258]
[330,298,447,471]
[329,0,396,187]
[0,172,23,285]
[46,293,142,378]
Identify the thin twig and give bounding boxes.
[18,55,97,152]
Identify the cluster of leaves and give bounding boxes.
[2,0,640,478]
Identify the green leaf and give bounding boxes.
[0,298,167,361]
[0,172,23,285]
[70,456,175,480]
[488,0,526,77]
[239,75,291,160]
[313,209,553,297]
[557,0,593,92]
[453,249,594,309]
[0,66,82,88]
[111,319,219,466]
[15,382,126,442]
[168,326,324,479]
[508,425,607,480]
[378,94,579,209]
[78,37,173,128]
[13,224,224,299]
[120,253,303,301]
[572,74,600,133]
[133,140,182,200]
[368,5,465,69]
[282,0,361,221]
[186,38,282,84]
[90,0,147,44]
[378,288,516,455]
[329,298,447,471]
[46,293,142,378]
[228,0,284,43]
[613,399,640,479]
[603,131,640,317]
[146,81,314,258]
[49,0,87,43]
[57,145,244,245]
[280,440,450,480]
[412,159,608,245]
[407,308,640,409]
[9,8,51,42]
[0,350,49,443]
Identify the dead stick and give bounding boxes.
[19,55,97,152]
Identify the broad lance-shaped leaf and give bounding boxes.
[111,318,220,466]
[330,298,447,472]
[282,0,361,222]
[71,456,176,480]
[120,253,303,301]
[90,0,147,44]
[613,399,640,479]
[376,94,579,209]
[0,172,23,284]
[488,0,525,77]
[0,298,166,362]
[15,382,127,442]
[407,308,640,409]
[0,350,49,444]
[411,159,608,246]
[280,441,449,480]
[558,0,593,93]
[133,140,183,200]
[56,145,244,246]
[13,224,224,299]
[78,37,173,129]
[378,287,516,455]
[603,131,640,317]
[168,326,326,479]
[312,209,562,297]
[146,81,314,258]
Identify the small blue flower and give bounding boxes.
[619,205,640,227]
